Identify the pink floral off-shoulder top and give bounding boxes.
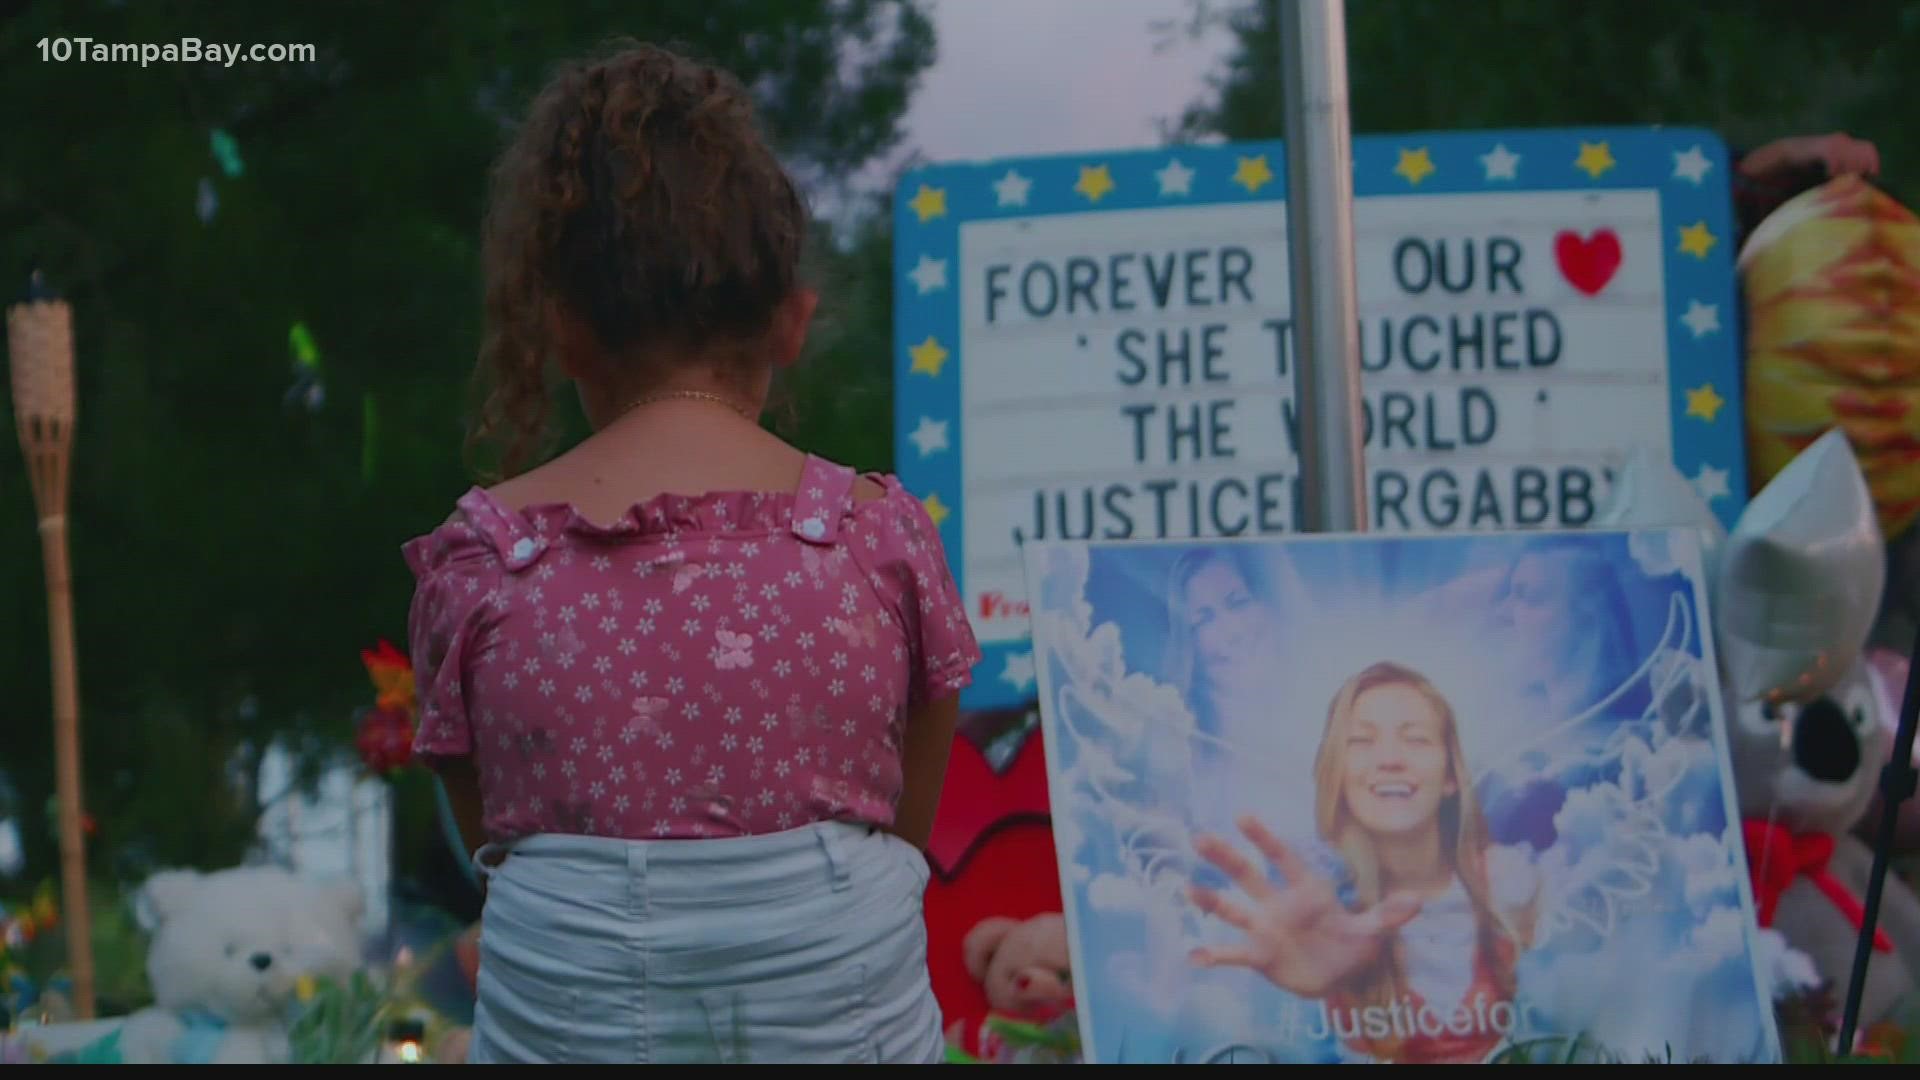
[402,455,981,843]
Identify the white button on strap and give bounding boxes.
[511,537,538,561]
[799,516,827,540]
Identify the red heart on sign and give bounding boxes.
[1554,228,1622,296]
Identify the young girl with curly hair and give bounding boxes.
[403,40,979,1063]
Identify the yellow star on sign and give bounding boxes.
[1075,164,1115,203]
[1574,141,1616,179]
[923,492,951,527]
[1232,154,1274,193]
[908,335,949,377]
[907,183,947,223]
[1394,147,1435,185]
[1677,220,1717,259]
[1685,383,1725,422]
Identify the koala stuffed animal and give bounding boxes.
[1731,664,1918,1027]
[1604,429,1920,1028]
[115,866,365,1064]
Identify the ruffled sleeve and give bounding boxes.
[868,478,983,708]
[400,508,504,765]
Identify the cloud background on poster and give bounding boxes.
[1026,531,1776,1065]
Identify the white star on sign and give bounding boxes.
[993,169,1031,208]
[1480,143,1520,181]
[907,416,949,458]
[1693,464,1731,503]
[908,254,948,295]
[1156,157,1195,197]
[1681,299,1721,339]
[1672,145,1714,185]
[1001,651,1036,692]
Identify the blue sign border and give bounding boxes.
[893,126,1748,710]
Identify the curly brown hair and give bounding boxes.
[469,40,809,479]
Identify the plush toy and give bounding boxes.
[923,709,1067,1058]
[963,913,1072,1019]
[114,866,366,1064]
[1857,647,1920,853]
[1604,429,1920,1029]
[956,913,1077,1064]
[1728,663,1920,1030]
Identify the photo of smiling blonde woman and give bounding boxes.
[1186,661,1539,1064]
[1029,532,1777,1065]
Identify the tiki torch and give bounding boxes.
[7,271,95,1019]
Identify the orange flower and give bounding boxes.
[361,640,416,714]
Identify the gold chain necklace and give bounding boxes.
[616,388,757,423]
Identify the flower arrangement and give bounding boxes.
[1,884,64,1023]
[354,641,417,778]
[286,929,465,1064]
[946,1014,1082,1064]
[286,971,397,1065]
[1,883,59,962]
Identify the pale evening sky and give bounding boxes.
[880,0,1237,175]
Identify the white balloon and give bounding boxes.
[1595,446,1728,583]
[1714,429,1885,703]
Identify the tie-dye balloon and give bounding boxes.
[1739,176,1920,538]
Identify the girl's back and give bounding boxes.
[407,421,973,842]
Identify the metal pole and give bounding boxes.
[1279,0,1368,533]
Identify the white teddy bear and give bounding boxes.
[114,866,366,1064]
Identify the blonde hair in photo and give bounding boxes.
[1312,661,1529,1057]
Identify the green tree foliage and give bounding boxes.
[1171,0,1919,184]
[0,0,931,882]
[779,204,901,474]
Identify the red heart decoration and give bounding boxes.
[923,713,1064,1058]
[1554,228,1622,296]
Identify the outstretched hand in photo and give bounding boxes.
[1187,815,1423,999]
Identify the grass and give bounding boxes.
[1488,986,1920,1065]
